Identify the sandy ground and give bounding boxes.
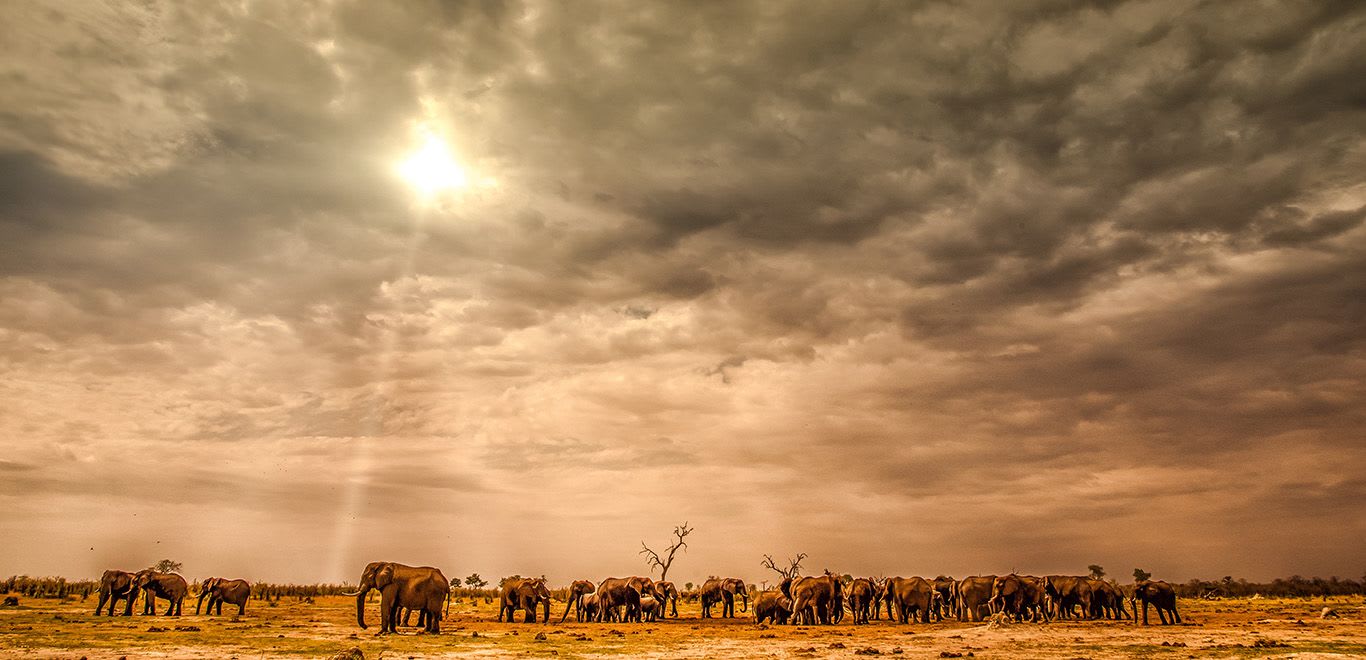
[0,594,1363,658]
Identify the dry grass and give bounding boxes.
[1,594,1363,658]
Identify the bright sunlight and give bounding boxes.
[396,129,468,197]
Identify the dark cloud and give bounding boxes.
[0,0,1362,583]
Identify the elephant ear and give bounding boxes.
[375,564,396,588]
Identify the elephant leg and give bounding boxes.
[378,591,394,634]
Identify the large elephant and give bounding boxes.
[1044,576,1094,620]
[931,576,957,620]
[782,572,842,625]
[627,576,663,622]
[1132,580,1180,625]
[699,577,748,618]
[559,580,597,623]
[956,575,996,622]
[754,590,794,624]
[594,577,643,623]
[885,576,934,624]
[196,577,251,615]
[344,562,447,634]
[498,577,551,623]
[95,570,138,616]
[655,580,681,617]
[846,578,876,624]
[990,574,1047,622]
[131,570,189,616]
[1087,579,1128,620]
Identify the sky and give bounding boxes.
[1,0,1363,587]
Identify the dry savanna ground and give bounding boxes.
[1,594,1363,659]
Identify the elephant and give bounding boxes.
[782,572,842,625]
[870,578,888,620]
[955,575,996,622]
[931,576,957,620]
[95,570,138,616]
[699,577,748,618]
[885,576,935,624]
[990,574,1047,622]
[131,570,189,616]
[580,592,602,622]
[196,577,251,615]
[846,578,876,624]
[655,580,681,617]
[1087,579,1128,620]
[627,576,663,622]
[499,577,551,623]
[559,580,597,623]
[754,590,794,625]
[1132,580,1180,625]
[1044,576,1094,620]
[594,577,644,623]
[639,595,664,621]
[344,562,447,634]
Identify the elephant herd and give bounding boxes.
[503,570,1180,629]
[753,573,1180,627]
[94,563,1183,636]
[556,576,692,623]
[95,570,251,618]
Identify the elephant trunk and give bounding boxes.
[740,590,749,613]
[196,590,207,615]
[355,589,369,629]
[559,594,576,623]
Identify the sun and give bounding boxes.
[397,130,468,196]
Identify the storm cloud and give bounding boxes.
[1,0,1363,585]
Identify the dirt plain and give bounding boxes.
[0,594,1362,659]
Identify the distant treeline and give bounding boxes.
[3,574,1362,600]
[1174,575,1365,599]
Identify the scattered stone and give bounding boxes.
[1322,607,1340,619]
[175,625,201,632]
[471,631,480,638]
[891,649,903,655]
[1251,639,1290,648]
[828,642,846,649]
[1,596,18,606]
[534,632,547,641]
[146,626,167,633]
[759,633,777,639]
[328,648,364,660]
[939,653,963,658]
[854,648,881,656]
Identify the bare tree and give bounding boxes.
[761,553,807,580]
[640,521,693,582]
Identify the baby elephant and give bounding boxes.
[754,590,794,625]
